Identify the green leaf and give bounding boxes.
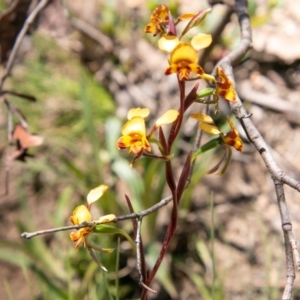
[192,138,221,161]
[196,87,214,99]
[93,224,136,251]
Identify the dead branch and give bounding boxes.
[215,1,300,298]
[0,0,50,92]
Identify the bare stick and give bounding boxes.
[4,99,13,195]
[115,195,172,222]
[273,179,300,270]
[273,179,298,300]
[135,217,157,294]
[4,99,28,128]
[220,0,300,198]
[282,230,295,300]
[21,222,95,239]
[0,0,50,91]
[215,1,300,298]
[21,195,173,239]
[135,217,143,283]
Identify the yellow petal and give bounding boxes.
[87,184,109,205]
[177,13,196,21]
[190,113,214,124]
[127,108,149,120]
[122,117,146,137]
[117,135,132,149]
[144,22,157,33]
[223,132,243,151]
[170,43,198,65]
[199,122,221,135]
[70,231,81,242]
[158,35,179,52]
[155,110,179,127]
[70,205,92,225]
[97,214,116,223]
[202,73,217,82]
[191,33,212,51]
[150,4,169,23]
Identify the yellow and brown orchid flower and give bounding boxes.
[117,107,179,163]
[69,185,115,250]
[158,33,215,81]
[215,67,237,102]
[190,114,243,174]
[117,108,151,156]
[191,113,242,151]
[144,4,170,36]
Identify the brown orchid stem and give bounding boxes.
[143,80,188,296]
[167,78,185,149]
[172,79,186,141]
[143,161,178,291]
[144,194,178,292]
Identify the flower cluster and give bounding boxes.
[68,5,244,277]
[114,4,242,168]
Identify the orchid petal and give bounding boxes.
[127,108,149,120]
[158,35,179,52]
[122,117,146,137]
[70,205,92,225]
[191,33,212,51]
[199,122,221,135]
[97,214,116,224]
[87,185,109,205]
[190,113,215,124]
[155,110,179,127]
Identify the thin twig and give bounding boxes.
[237,81,300,125]
[273,179,298,300]
[0,0,50,91]
[4,99,12,195]
[135,218,156,295]
[215,1,300,299]
[135,217,143,283]
[220,0,300,192]
[4,99,28,128]
[215,0,252,70]
[21,195,173,239]
[115,195,173,222]
[21,222,94,239]
[282,230,295,300]
[273,179,300,271]
[1,0,48,195]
